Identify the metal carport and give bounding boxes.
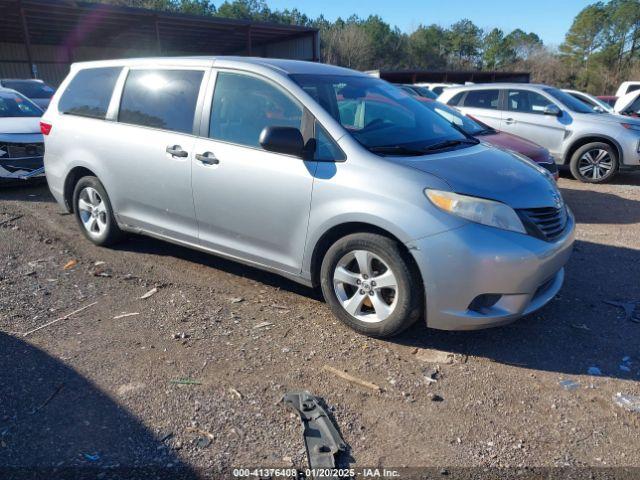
[0,0,319,85]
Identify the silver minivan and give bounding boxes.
[42,57,574,337]
[438,83,640,183]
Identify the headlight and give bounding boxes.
[425,189,526,234]
[621,123,640,131]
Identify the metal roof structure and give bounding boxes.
[368,69,531,84]
[0,0,319,82]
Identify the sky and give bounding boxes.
[266,0,592,47]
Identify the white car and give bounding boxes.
[0,87,45,182]
[563,89,614,114]
[615,81,640,98]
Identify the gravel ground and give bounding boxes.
[1,172,640,478]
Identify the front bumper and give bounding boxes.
[407,211,575,330]
[0,156,45,180]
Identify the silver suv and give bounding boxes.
[42,57,574,337]
[439,83,640,183]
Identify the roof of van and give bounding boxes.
[70,56,364,77]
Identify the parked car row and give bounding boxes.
[438,83,640,183]
[39,57,574,338]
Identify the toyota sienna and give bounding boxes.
[42,57,574,338]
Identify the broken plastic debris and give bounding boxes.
[587,366,602,376]
[559,379,580,390]
[613,392,640,413]
[140,288,158,299]
[83,453,100,462]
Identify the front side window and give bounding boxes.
[507,89,554,114]
[544,87,595,114]
[315,122,345,161]
[209,72,303,149]
[118,69,204,134]
[462,89,500,110]
[290,74,472,155]
[0,91,42,117]
[59,67,122,119]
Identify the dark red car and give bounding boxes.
[597,95,618,108]
[417,98,559,180]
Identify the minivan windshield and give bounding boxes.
[419,99,492,136]
[543,87,595,114]
[0,91,42,117]
[290,74,476,155]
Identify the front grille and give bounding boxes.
[517,206,568,242]
[0,142,44,159]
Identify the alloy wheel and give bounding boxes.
[578,148,613,181]
[77,186,108,238]
[332,249,399,323]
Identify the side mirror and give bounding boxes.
[259,126,305,157]
[543,104,561,117]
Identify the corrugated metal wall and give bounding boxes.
[0,34,318,87]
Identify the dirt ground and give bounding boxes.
[1,171,640,478]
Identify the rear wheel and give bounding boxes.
[320,233,423,338]
[72,176,124,246]
[569,142,618,183]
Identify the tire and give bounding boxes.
[569,142,619,183]
[72,176,125,246]
[320,233,423,338]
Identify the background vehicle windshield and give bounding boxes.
[3,80,54,99]
[543,87,594,114]
[291,74,469,152]
[421,100,490,135]
[0,91,42,117]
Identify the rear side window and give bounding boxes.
[58,67,122,119]
[462,89,500,110]
[209,71,303,149]
[118,69,204,134]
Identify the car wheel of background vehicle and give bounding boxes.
[72,176,124,246]
[569,142,618,183]
[320,233,423,338]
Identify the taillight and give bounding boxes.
[40,121,52,135]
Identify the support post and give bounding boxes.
[18,2,36,78]
[155,16,162,55]
[246,26,252,56]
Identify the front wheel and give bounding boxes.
[320,233,423,338]
[569,142,618,183]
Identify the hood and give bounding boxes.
[0,116,41,134]
[400,144,560,209]
[573,110,640,126]
[614,90,640,114]
[480,131,549,164]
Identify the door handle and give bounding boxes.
[166,145,188,157]
[195,151,219,165]
[504,118,516,125]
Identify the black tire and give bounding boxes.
[320,233,423,338]
[72,176,125,246]
[569,142,619,183]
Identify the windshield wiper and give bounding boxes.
[423,138,478,152]
[367,145,428,156]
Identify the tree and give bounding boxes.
[560,3,607,65]
[408,24,449,69]
[447,19,483,68]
